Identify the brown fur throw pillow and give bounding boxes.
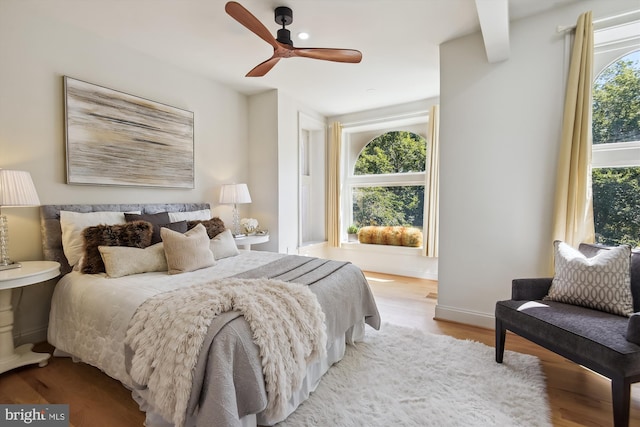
[187,217,226,239]
[125,212,170,244]
[81,220,153,274]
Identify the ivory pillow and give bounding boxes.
[161,223,215,274]
[60,210,140,268]
[545,240,633,316]
[99,243,168,278]
[209,229,240,260]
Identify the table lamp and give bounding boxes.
[0,170,41,270]
[219,183,252,236]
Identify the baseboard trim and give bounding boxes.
[360,264,438,281]
[14,325,48,347]
[434,304,495,330]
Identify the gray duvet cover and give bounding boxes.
[128,255,380,427]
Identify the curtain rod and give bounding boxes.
[556,9,640,33]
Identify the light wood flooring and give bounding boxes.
[0,272,638,426]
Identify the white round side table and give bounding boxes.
[0,260,61,374]
[234,234,270,250]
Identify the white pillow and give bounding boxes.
[161,223,215,274]
[168,209,211,222]
[209,229,240,260]
[545,241,633,316]
[99,243,168,278]
[60,210,140,268]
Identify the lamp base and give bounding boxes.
[0,215,12,268]
[231,204,242,236]
[0,262,21,271]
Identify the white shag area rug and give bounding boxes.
[278,323,551,427]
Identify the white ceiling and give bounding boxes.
[22,0,579,116]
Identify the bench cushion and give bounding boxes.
[496,299,640,377]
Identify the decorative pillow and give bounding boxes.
[357,226,423,247]
[187,217,226,239]
[209,229,240,260]
[81,221,153,274]
[544,240,633,317]
[161,223,215,274]
[60,210,140,267]
[168,209,211,222]
[125,212,170,244]
[162,220,188,234]
[99,243,167,278]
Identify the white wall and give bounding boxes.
[0,3,250,344]
[248,90,279,252]
[247,90,326,254]
[436,0,639,328]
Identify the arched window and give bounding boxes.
[348,131,427,229]
[591,25,640,247]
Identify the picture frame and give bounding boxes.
[64,76,194,188]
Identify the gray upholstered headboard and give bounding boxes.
[40,203,210,275]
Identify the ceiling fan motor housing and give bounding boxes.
[277,28,293,45]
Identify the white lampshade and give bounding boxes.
[0,169,40,268]
[219,183,252,205]
[0,170,41,207]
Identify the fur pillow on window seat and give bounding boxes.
[357,226,423,248]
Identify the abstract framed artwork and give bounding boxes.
[64,76,194,188]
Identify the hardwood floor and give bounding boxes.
[0,272,638,426]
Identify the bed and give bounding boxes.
[41,203,380,427]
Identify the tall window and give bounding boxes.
[591,21,640,248]
[347,131,427,230]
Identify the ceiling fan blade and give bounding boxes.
[225,1,278,48]
[246,57,281,77]
[292,48,362,63]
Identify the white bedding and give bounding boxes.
[47,250,284,387]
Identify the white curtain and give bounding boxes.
[327,122,342,247]
[424,105,440,257]
[552,11,595,248]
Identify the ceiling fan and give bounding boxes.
[225,1,362,77]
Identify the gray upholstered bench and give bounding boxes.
[495,243,640,427]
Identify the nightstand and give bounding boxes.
[234,234,270,250]
[0,260,61,374]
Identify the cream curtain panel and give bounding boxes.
[424,105,440,257]
[552,11,595,248]
[327,122,342,247]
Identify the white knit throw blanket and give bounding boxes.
[125,277,327,427]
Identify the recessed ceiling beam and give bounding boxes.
[475,0,510,63]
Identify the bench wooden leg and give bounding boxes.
[612,377,631,427]
[495,318,506,363]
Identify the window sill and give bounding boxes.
[341,241,424,255]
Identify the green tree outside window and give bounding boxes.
[352,131,426,228]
